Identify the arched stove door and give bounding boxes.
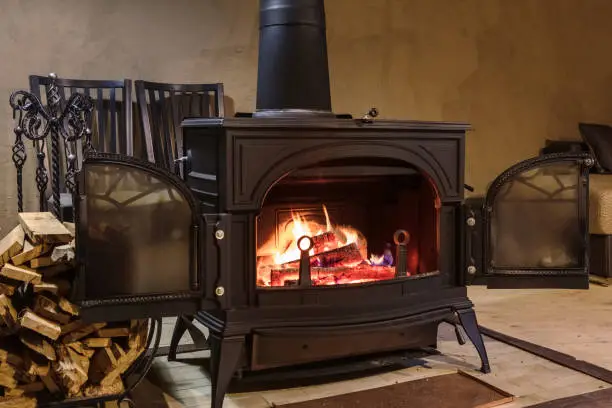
[471,153,593,289]
[72,152,212,322]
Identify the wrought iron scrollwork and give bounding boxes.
[9,73,94,217]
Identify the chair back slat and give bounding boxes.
[109,88,117,153]
[135,80,224,170]
[95,88,106,151]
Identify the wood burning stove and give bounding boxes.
[13,1,589,407]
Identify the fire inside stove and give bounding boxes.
[257,205,407,287]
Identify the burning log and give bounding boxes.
[271,264,398,286]
[280,242,363,269]
[310,231,338,253]
[0,213,149,405]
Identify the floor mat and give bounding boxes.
[277,371,513,408]
[527,387,612,408]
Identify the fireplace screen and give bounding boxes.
[256,163,440,287]
[483,153,591,288]
[75,153,201,311]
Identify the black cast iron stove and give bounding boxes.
[58,1,592,407]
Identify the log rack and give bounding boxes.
[6,74,164,407]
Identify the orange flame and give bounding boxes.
[257,205,392,287]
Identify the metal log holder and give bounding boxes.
[8,74,163,407]
[37,318,162,408]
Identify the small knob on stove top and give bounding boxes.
[361,107,379,123]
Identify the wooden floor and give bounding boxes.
[126,284,612,407]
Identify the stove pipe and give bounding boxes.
[254,0,333,117]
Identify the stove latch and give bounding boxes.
[174,155,189,179]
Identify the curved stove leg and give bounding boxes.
[209,334,245,408]
[456,308,491,373]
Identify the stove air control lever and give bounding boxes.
[393,230,410,278]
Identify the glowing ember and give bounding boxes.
[257,205,404,287]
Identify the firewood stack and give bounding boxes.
[0,213,148,407]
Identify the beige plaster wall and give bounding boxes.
[1,0,612,234]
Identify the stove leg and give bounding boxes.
[169,315,210,362]
[456,308,491,374]
[209,334,244,408]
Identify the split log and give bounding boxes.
[11,240,50,267]
[19,309,61,340]
[40,371,61,394]
[6,381,45,396]
[50,242,75,264]
[33,295,71,325]
[96,325,129,338]
[0,264,42,285]
[53,345,89,397]
[18,213,73,245]
[62,323,107,344]
[0,346,24,368]
[0,225,25,266]
[67,341,95,359]
[19,331,56,361]
[88,347,118,385]
[33,282,59,295]
[29,256,59,269]
[57,297,79,316]
[60,320,84,336]
[0,281,17,297]
[0,362,18,388]
[62,222,76,237]
[112,343,126,360]
[24,349,50,377]
[82,375,124,398]
[0,396,36,408]
[128,319,148,349]
[0,294,18,328]
[100,321,148,387]
[83,337,112,348]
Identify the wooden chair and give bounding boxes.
[135,80,224,172]
[29,75,134,220]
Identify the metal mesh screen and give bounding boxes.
[80,162,193,298]
[490,162,583,270]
